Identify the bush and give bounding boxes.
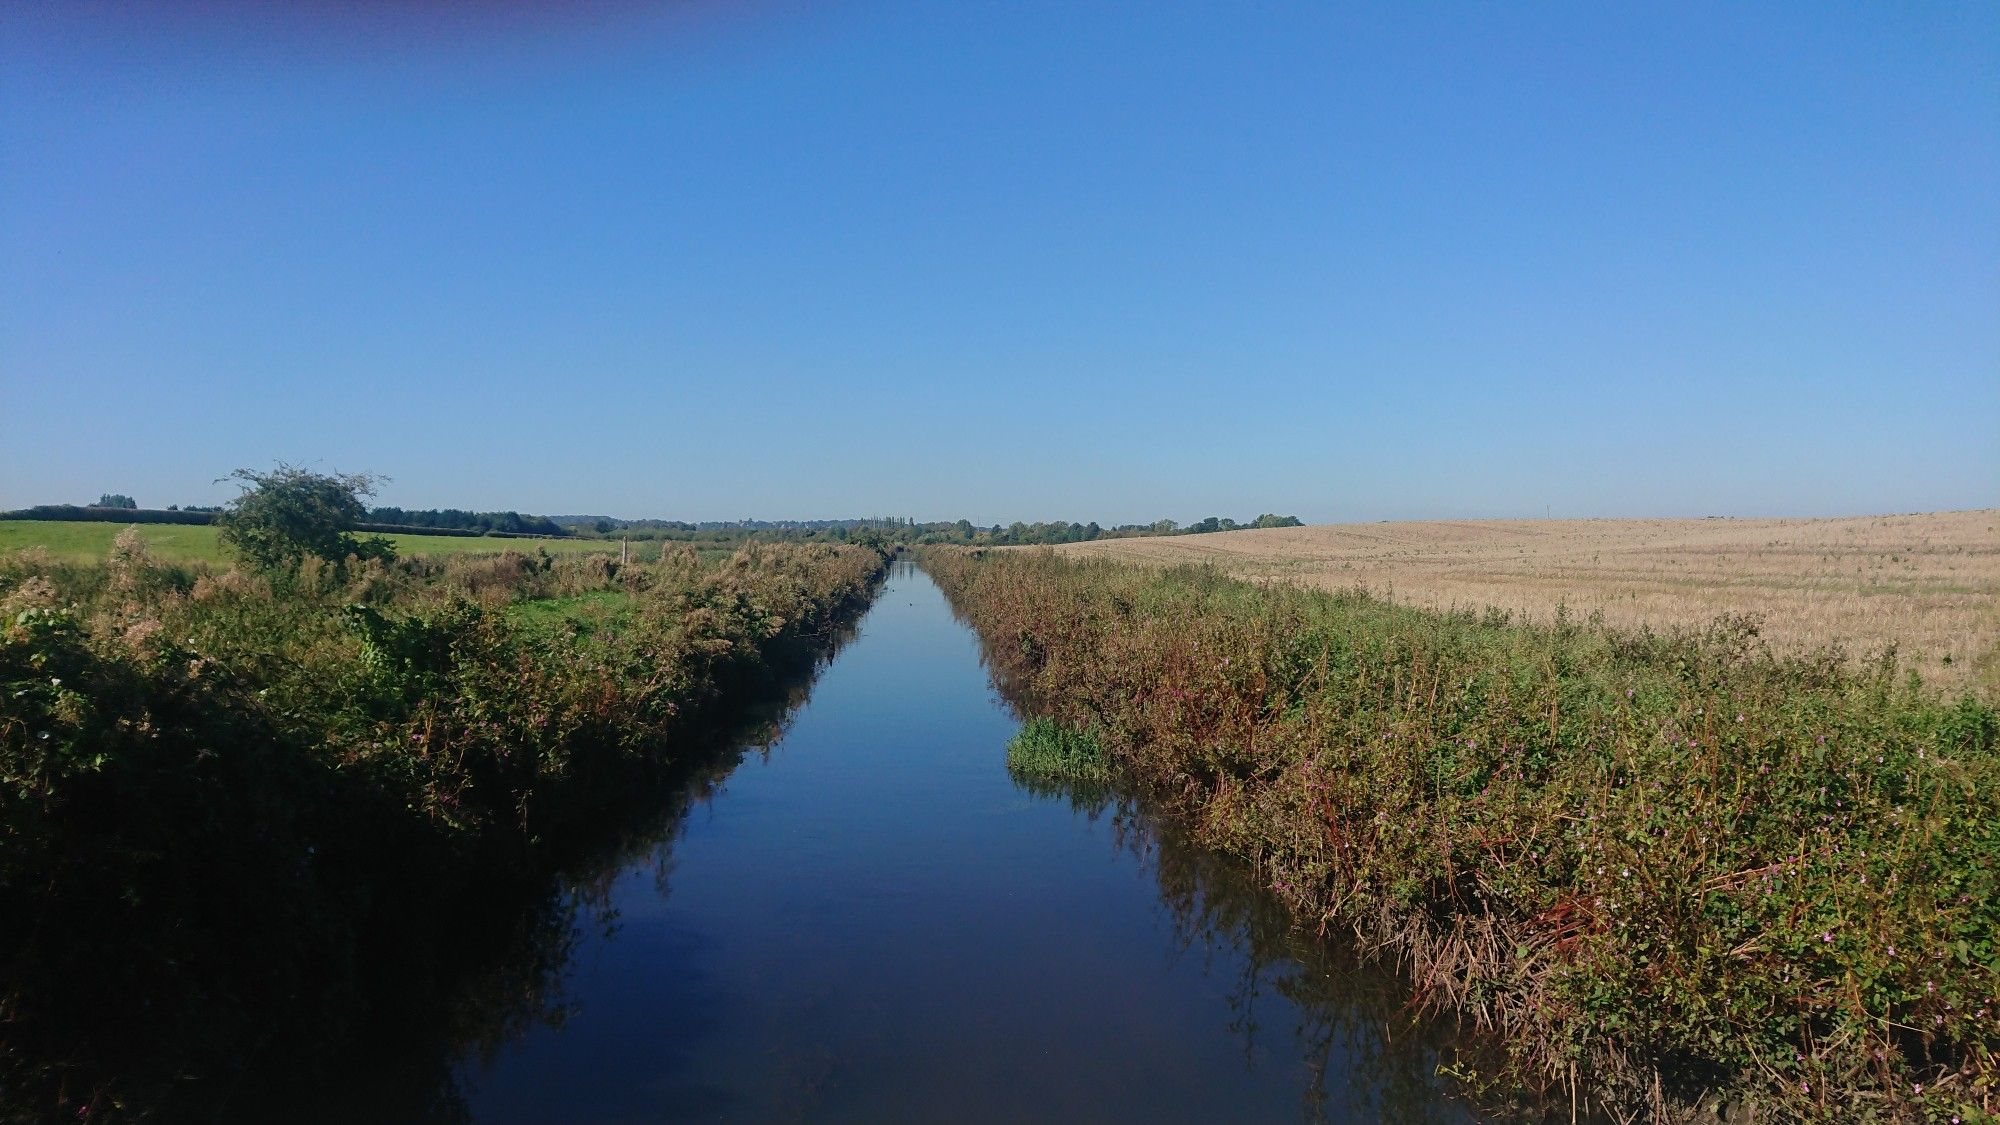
[216,464,396,573]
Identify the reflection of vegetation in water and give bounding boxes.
[1004,766,1114,816]
[326,624,860,1125]
[1014,762,1476,1125]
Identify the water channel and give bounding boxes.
[453,562,1474,1122]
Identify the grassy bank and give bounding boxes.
[0,537,885,1119]
[0,519,622,564]
[925,547,1998,1122]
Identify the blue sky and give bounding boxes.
[3,2,1994,524]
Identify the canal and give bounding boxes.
[455,561,1473,1122]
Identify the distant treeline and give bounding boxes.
[364,508,566,536]
[551,516,899,534]
[8,502,1302,548]
[3,505,570,539]
[2,505,219,526]
[559,514,1305,546]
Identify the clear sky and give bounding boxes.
[3,2,1995,524]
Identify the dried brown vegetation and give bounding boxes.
[1056,511,2000,695]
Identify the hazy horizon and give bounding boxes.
[5,2,1995,524]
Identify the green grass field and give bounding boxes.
[504,590,637,635]
[0,521,619,565]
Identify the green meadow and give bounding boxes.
[0,520,619,565]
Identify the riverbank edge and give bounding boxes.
[1,544,891,1121]
[920,546,1998,1123]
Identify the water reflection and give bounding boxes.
[391,639,858,1124]
[1010,767,1474,1124]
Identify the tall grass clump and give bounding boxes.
[0,538,886,1119]
[1006,716,1111,784]
[923,547,1999,1122]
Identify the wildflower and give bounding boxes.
[1821,932,1833,943]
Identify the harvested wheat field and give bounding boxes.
[1055,510,2000,695]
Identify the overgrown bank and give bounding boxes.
[1,538,885,1120]
[924,548,1998,1122]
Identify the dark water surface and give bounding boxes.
[456,563,1473,1123]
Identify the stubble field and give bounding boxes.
[1055,510,2000,694]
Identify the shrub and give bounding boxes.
[216,464,396,573]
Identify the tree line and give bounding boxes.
[364,507,564,536]
[559,513,1305,547]
[9,477,1304,549]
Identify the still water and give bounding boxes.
[456,563,1473,1122]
